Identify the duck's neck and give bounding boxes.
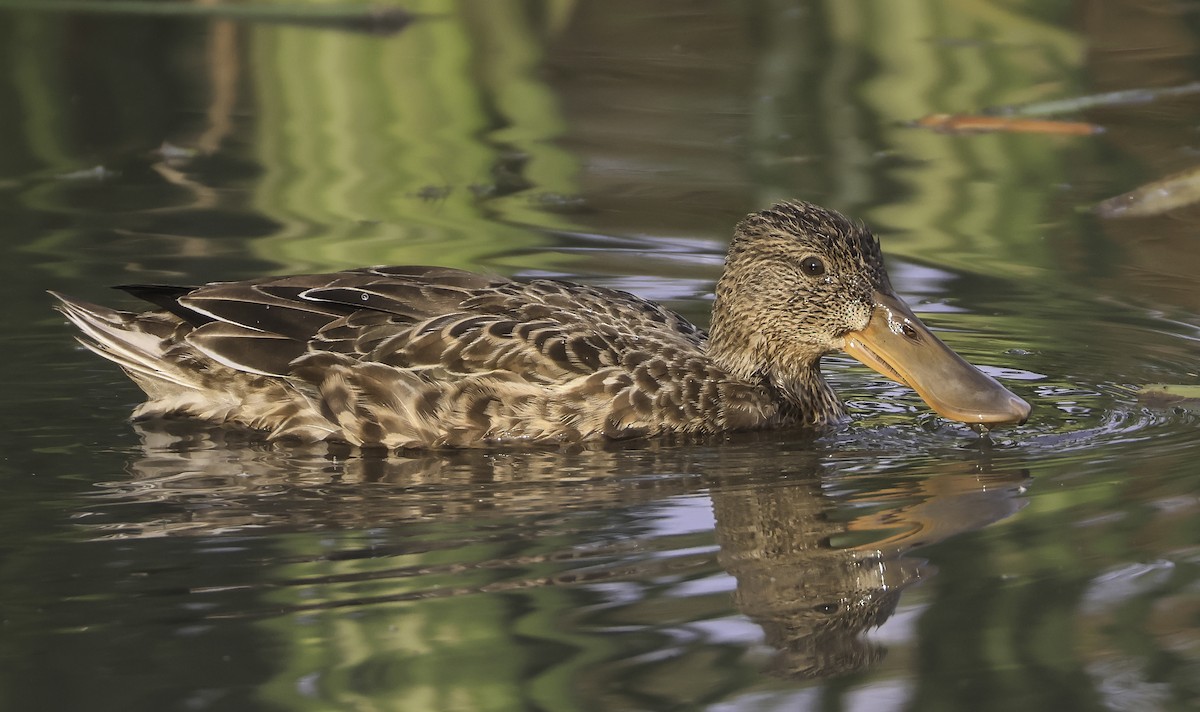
[765,362,846,427]
[707,308,846,427]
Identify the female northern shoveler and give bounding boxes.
[52,201,1030,448]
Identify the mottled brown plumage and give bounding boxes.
[52,201,1030,449]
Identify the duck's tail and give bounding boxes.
[51,292,337,437]
[49,291,201,399]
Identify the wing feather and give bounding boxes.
[185,322,306,376]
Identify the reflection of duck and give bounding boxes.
[52,201,1029,448]
[711,464,1027,678]
[84,424,1027,683]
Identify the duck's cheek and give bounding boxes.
[825,303,874,343]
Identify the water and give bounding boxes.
[2,1,1200,710]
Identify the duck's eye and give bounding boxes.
[800,256,826,277]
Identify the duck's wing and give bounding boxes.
[287,278,723,445]
[77,269,754,445]
[304,278,708,381]
[121,265,708,393]
[120,266,501,377]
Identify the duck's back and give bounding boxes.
[55,267,784,448]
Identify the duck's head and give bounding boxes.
[709,201,1030,426]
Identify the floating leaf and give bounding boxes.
[1095,165,1200,218]
[909,113,1103,136]
[1138,384,1200,409]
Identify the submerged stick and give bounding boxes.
[0,1,417,34]
[985,82,1200,118]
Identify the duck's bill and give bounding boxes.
[843,291,1031,425]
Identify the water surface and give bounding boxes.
[3,1,1200,710]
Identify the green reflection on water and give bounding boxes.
[249,0,583,272]
[786,0,1086,276]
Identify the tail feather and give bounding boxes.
[50,291,199,393]
[51,291,342,440]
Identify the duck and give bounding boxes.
[52,201,1031,449]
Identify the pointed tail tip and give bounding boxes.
[47,289,72,308]
[47,291,130,332]
[48,290,86,319]
[47,289,93,312]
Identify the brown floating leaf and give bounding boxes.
[1095,165,1200,219]
[911,113,1104,136]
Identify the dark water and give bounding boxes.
[3,1,1200,710]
